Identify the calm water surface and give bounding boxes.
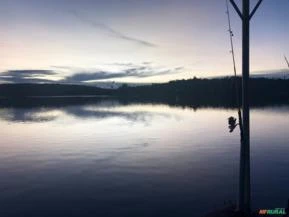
[0,100,288,217]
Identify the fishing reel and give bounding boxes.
[228,116,238,133]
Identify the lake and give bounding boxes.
[0,99,288,217]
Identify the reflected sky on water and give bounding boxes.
[0,100,288,217]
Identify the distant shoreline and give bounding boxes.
[11,95,113,98]
[1,77,289,108]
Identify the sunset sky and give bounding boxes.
[1,0,289,84]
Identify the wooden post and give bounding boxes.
[229,0,263,215]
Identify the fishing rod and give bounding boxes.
[285,55,289,68]
[226,0,237,78]
[284,55,289,80]
[225,0,241,108]
[226,0,243,137]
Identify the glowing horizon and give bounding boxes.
[1,0,289,83]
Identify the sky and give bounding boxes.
[1,0,289,84]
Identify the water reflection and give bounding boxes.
[0,108,57,123]
[0,98,289,217]
[0,100,174,124]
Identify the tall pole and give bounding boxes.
[229,0,263,215]
[241,0,250,214]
